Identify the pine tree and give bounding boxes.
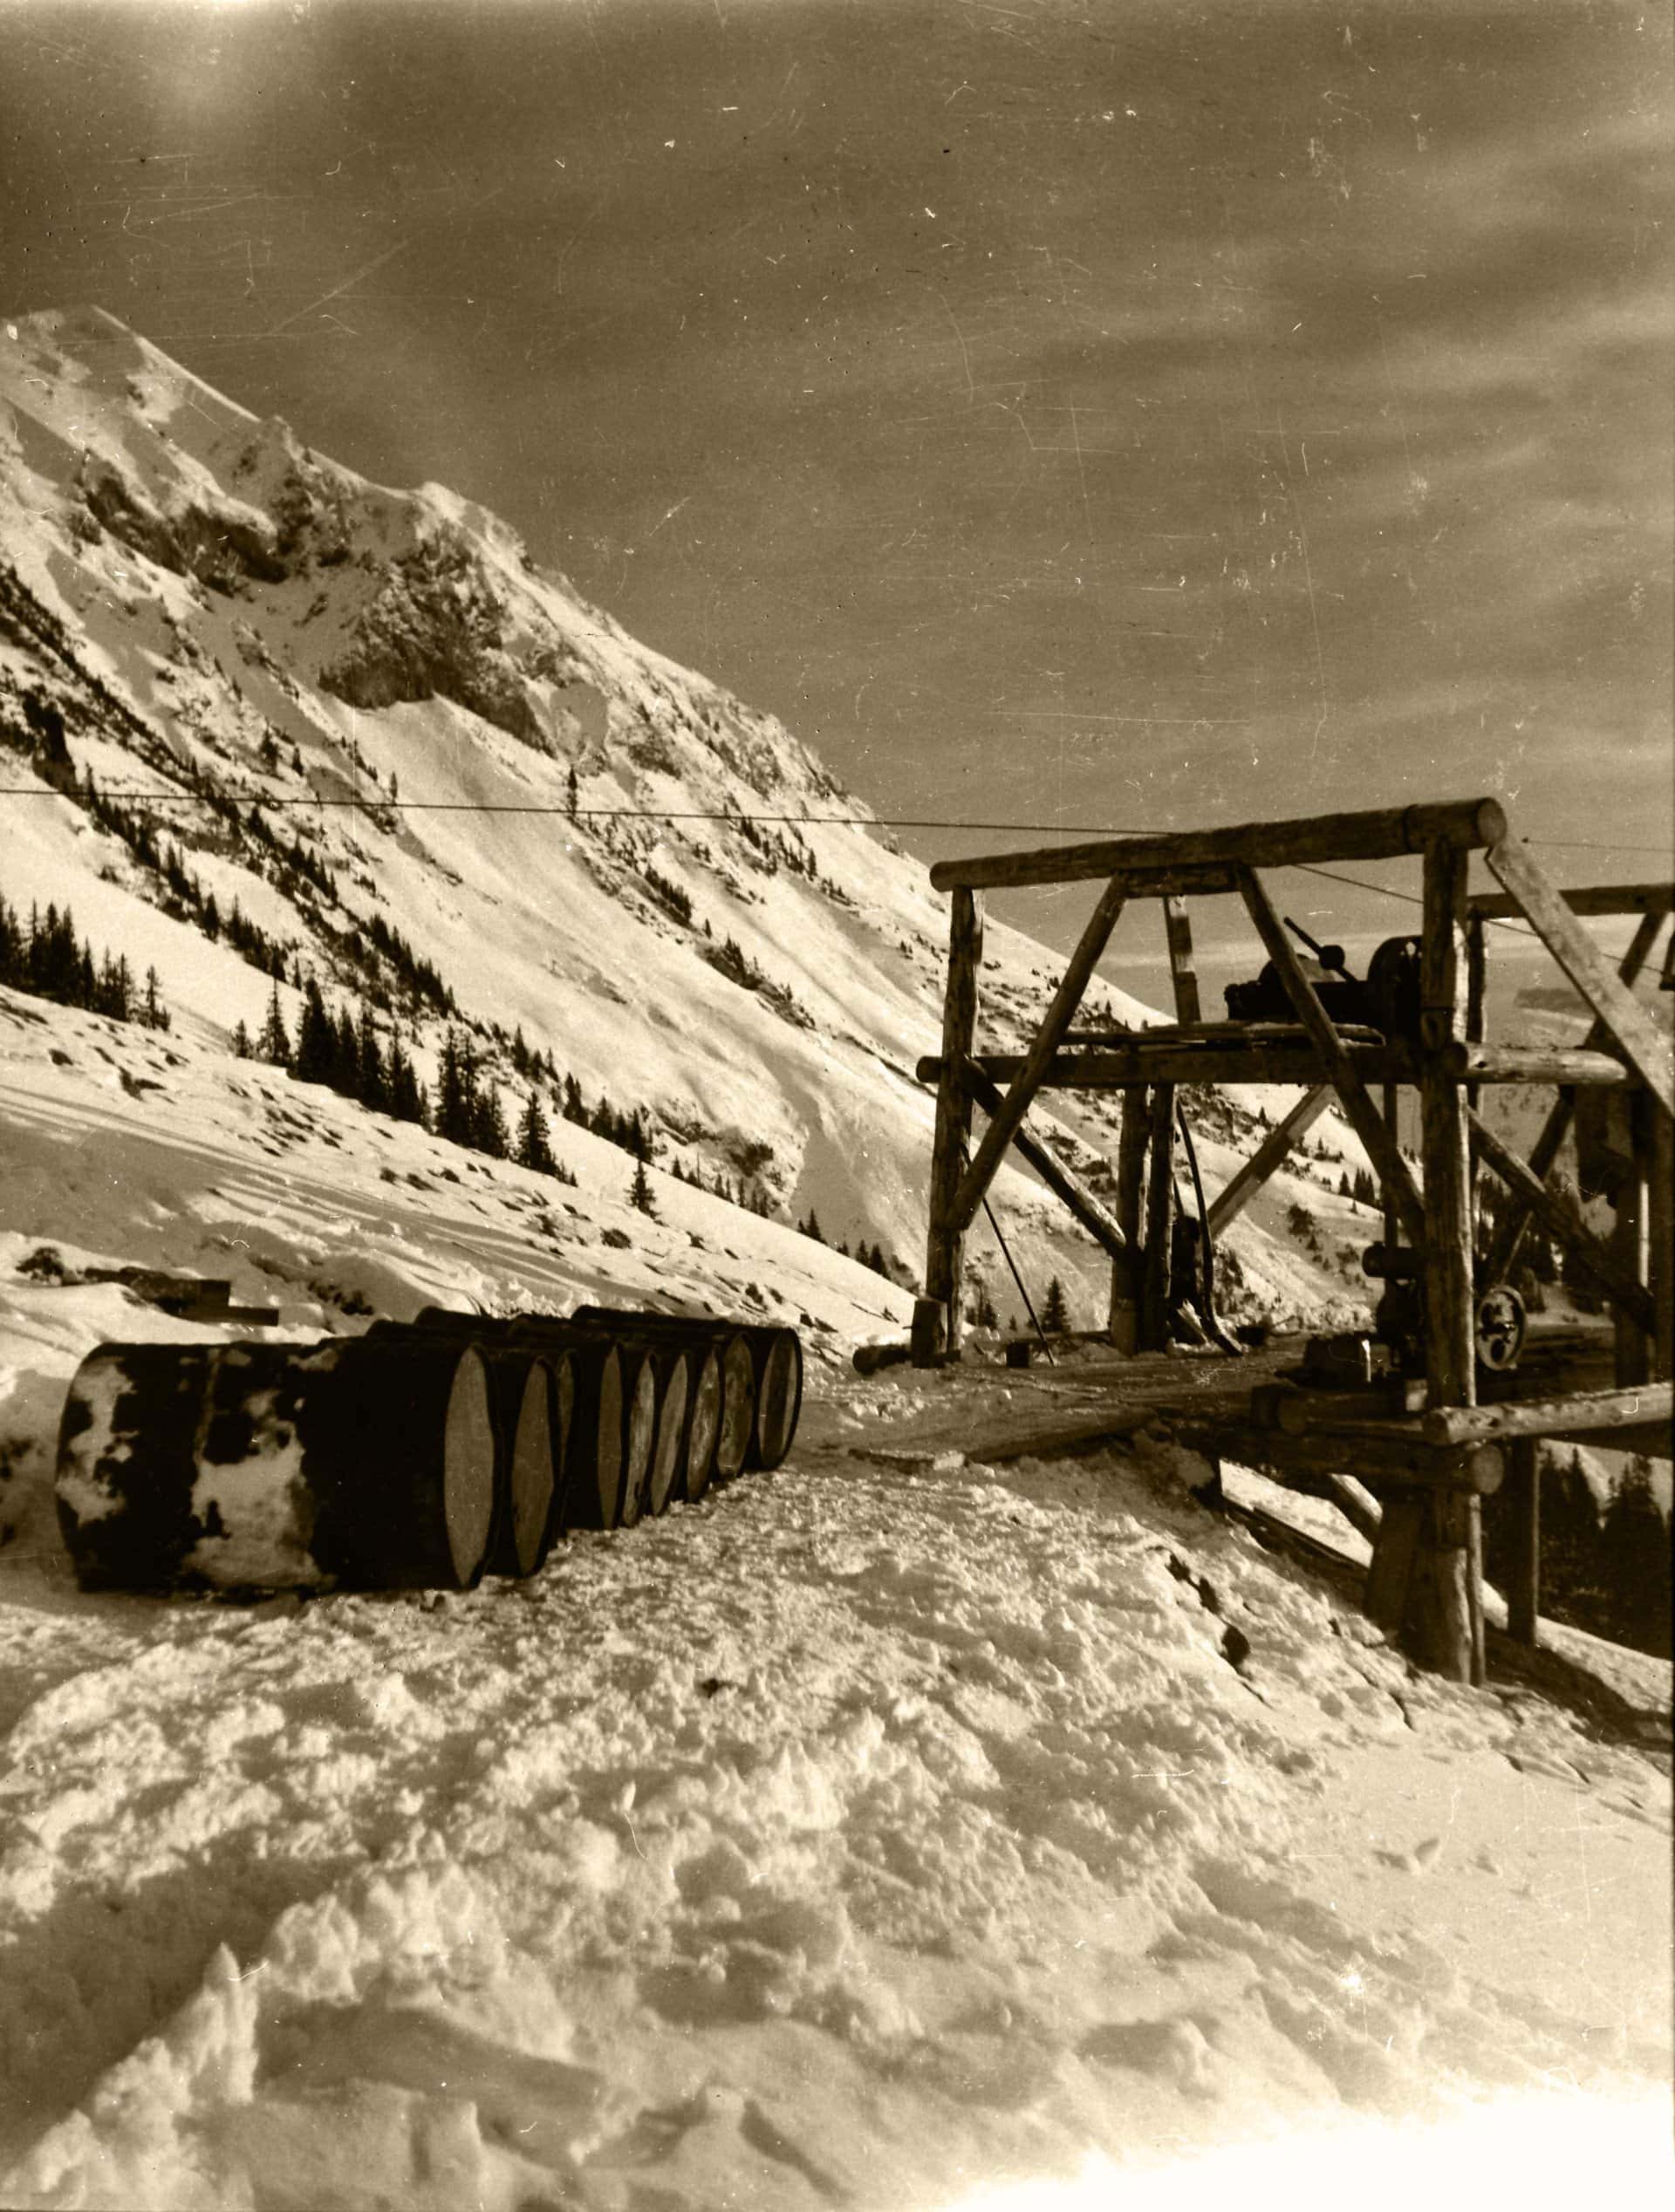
[356,1005,388,1113]
[517,1089,557,1174]
[232,1016,253,1059]
[436,1030,471,1144]
[294,978,336,1085]
[803,1207,824,1243]
[1041,1276,1070,1334]
[258,980,291,1068]
[629,1157,658,1218]
[474,1083,509,1159]
[563,1072,586,1124]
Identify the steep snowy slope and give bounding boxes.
[0,304,1179,1325]
[0,305,1388,1341]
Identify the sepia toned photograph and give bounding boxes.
[0,2,1670,2205]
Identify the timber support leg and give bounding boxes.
[1109,1085,1149,1352]
[1140,1083,1176,1350]
[921,888,984,1364]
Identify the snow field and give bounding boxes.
[1,1407,1667,2209]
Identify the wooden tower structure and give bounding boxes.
[915,796,1672,1683]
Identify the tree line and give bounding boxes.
[0,888,170,1032]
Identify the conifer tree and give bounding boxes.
[475,1082,509,1159]
[1041,1276,1070,1334]
[258,979,291,1068]
[629,1157,658,1218]
[357,1005,388,1112]
[517,1088,557,1175]
[232,1016,253,1059]
[294,978,336,1084]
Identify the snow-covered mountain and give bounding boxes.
[2,304,1192,1326]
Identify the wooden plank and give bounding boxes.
[1421,1381,1672,1447]
[930,796,1508,893]
[1466,1108,1658,1331]
[1481,908,1665,1284]
[1237,866,1428,1245]
[946,877,1127,1239]
[1468,881,1673,922]
[1507,1437,1541,1648]
[960,1063,1130,1265]
[1485,837,1673,1118]
[1207,1084,1334,1238]
[1163,895,1202,1025]
[1141,1082,1176,1351]
[1109,1086,1150,1353]
[921,888,984,1364]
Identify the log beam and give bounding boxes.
[921,888,983,1364]
[1108,1087,1150,1353]
[1163,895,1202,1025]
[960,1064,1131,1266]
[1237,867,1428,1245]
[1484,838,1673,1118]
[1206,1084,1335,1239]
[917,1044,1411,1089]
[930,796,1508,892]
[1421,1381,1672,1448]
[1413,836,1482,1684]
[1468,881,1672,922]
[1141,1082,1176,1351]
[945,877,1127,1240]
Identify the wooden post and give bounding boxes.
[1381,1082,1401,1249]
[1615,1091,1653,1387]
[922,888,983,1364]
[1508,1437,1542,1648]
[1109,1087,1149,1353]
[1141,1082,1176,1350]
[1162,895,1202,1025]
[1652,1095,1674,1381]
[1410,836,1480,1684]
[1466,914,1487,1227]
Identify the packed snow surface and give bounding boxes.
[2,1345,1670,2207]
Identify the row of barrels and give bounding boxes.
[54,1307,802,1595]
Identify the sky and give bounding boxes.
[1,0,1671,987]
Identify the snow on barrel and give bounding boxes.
[55,1336,497,1593]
